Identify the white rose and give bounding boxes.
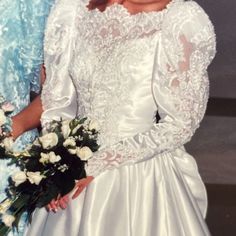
[39,153,50,164]
[61,120,71,138]
[76,146,93,161]
[39,133,58,149]
[58,164,69,173]
[68,148,77,155]
[1,102,14,113]
[2,214,15,228]
[0,109,7,126]
[14,150,30,158]
[88,120,100,131]
[0,199,12,214]
[72,124,82,135]
[12,171,27,187]
[63,137,76,147]
[3,137,14,152]
[27,172,44,185]
[49,152,61,163]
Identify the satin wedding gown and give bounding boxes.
[0,1,54,235]
[25,0,216,235]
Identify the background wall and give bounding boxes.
[186,0,236,184]
[198,0,236,98]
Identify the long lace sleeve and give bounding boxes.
[86,2,216,177]
[41,0,79,126]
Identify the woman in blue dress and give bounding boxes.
[0,0,54,235]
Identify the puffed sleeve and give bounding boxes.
[41,0,80,125]
[86,2,216,177]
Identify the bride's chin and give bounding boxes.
[125,0,168,4]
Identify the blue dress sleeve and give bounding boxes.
[21,0,55,93]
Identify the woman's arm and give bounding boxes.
[11,65,46,139]
[12,96,43,139]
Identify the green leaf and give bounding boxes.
[0,223,10,236]
[69,159,86,180]
[10,194,30,215]
[0,147,6,158]
[35,183,59,208]
[52,172,75,197]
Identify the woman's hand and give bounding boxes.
[72,176,94,199]
[47,195,70,212]
[47,176,94,212]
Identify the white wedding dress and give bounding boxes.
[24,0,216,235]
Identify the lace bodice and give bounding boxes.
[42,0,216,177]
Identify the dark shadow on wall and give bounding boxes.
[206,184,236,236]
[196,0,236,99]
[206,98,236,117]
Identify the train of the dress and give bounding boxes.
[24,148,210,236]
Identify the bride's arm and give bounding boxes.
[40,0,79,126]
[86,2,216,177]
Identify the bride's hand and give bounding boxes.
[47,194,69,212]
[72,176,94,199]
[47,176,94,212]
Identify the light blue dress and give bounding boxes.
[0,0,54,235]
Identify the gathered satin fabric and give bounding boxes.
[24,0,216,235]
[26,152,209,236]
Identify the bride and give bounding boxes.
[25,0,216,235]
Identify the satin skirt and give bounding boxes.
[24,148,210,236]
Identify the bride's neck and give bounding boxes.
[88,0,172,13]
